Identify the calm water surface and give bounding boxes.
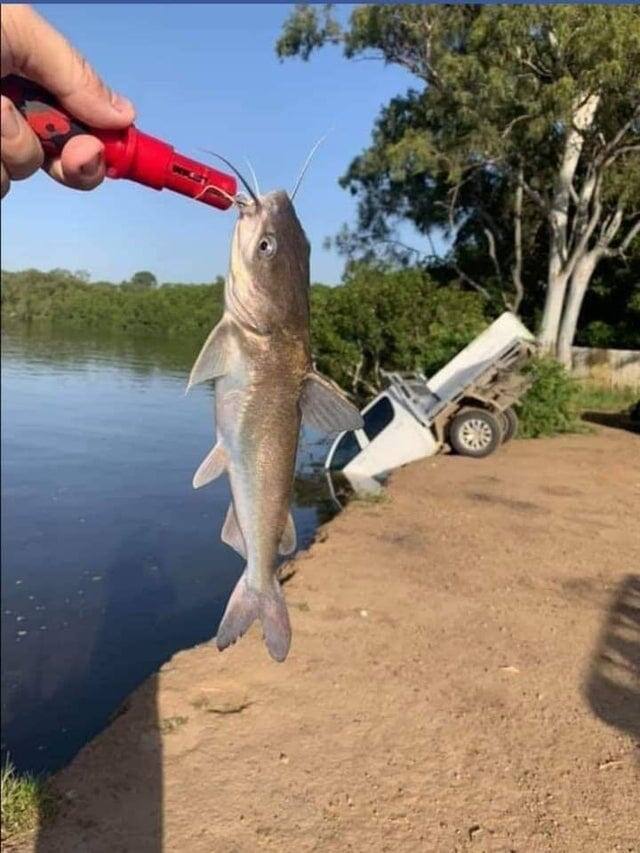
[1,328,338,774]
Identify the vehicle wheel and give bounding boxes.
[500,407,519,443]
[449,408,502,458]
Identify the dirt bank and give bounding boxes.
[9,425,640,853]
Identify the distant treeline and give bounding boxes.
[1,265,491,399]
[3,262,638,399]
[1,268,226,338]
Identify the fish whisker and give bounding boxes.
[290,132,331,202]
[244,157,261,198]
[200,149,260,205]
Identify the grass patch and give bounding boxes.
[1,759,58,841]
[574,383,637,413]
[517,359,638,439]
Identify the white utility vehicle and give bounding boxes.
[324,312,537,481]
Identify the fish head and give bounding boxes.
[228,190,311,332]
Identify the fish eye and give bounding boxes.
[257,234,277,258]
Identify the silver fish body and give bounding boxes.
[188,191,362,661]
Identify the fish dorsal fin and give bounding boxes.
[221,502,247,558]
[192,443,227,489]
[300,372,364,435]
[278,512,297,556]
[186,321,232,392]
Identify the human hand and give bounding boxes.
[1,4,135,198]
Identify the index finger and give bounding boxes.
[2,5,135,129]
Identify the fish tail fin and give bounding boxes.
[216,572,291,663]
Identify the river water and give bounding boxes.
[1,328,340,774]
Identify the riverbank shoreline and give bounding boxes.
[7,424,640,852]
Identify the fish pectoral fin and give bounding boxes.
[221,502,247,558]
[192,443,227,489]
[278,512,297,556]
[300,372,364,435]
[186,321,232,392]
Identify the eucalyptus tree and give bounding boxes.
[277,5,640,363]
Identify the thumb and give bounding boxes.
[2,5,135,129]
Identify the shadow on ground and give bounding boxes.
[584,574,640,744]
[30,540,167,853]
[32,678,162,853]
[581,410,640,435]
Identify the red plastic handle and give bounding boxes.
[1,75,237,210]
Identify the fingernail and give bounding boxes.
[1,102,20,139]
[110,91,134,115]
[80,151,103,178]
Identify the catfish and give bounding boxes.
[188,164,363,662]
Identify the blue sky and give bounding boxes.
[1,4,422,284]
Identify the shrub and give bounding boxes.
[310,263,488,400]
[517,357,580,438]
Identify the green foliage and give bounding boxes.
[575,252,640,349]
[1,269,225,337]
[310,263,488,399]
[574,382,638,413]
[277,5,640,342]
[4,267,633,445]
[1,759,57,841]
[517,357,580,438]
[2,265,487,402]
[128,270,158,289]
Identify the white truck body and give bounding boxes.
[325,312,536,482]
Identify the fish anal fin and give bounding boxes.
[186,321,232,392]
[278,512,297,556]
[221,502,247,558]
[300,372,364,435]
[192,443,227,489]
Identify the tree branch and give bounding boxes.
[596,104,640,167]
[564,171,603,278]
[549,92,601,270]
[519,56,553,81]
[619,217,640,254]
[453,264,492,301]
[566,163,598,258]
[501,113,532,139]
[603,143,640,169]
[483,227,502,282]
[603,215,640,259]
[520,178,548,211]
[510,167,525,313]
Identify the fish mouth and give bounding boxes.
[234,191,258,209]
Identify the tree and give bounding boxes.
[310,264,487,401]
[277,5,640,364]
[129,270,157,289]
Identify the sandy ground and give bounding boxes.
[8,422,640,853]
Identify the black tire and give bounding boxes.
[449,408,502,459]
[500,407,519,443]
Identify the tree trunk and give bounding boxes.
[539,93,601,354]
[556,250,600,368]
[538,272,568,354]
